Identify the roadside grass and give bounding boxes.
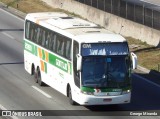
[0,0,82,17]
[127,37,160,72]
[0,0,68,13]
[0,0,160,72]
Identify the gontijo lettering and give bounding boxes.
[25,43,32,51]
[56,59,67,71]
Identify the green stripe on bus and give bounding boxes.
[49,54,68,72]
[81,86,131,92]
[24,40,35,54]
[67,62,72,74]
[42,49,45,60]
[35,45,38,56]
[44,62,47,73]
[24,40,71,74]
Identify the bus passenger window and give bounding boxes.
[38,28,42,45]
[56,36,64,56]
[52,35,57,52]
[66,40,71,59]
[35,27,41,44]
[30,25,35,42]
[25,21,30,39]
[48,33,53,51]
[45,32,51,49]
[34,27,38,43]
[41,30,46,47]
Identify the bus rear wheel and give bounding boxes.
[34,69,38,83]
[37,71,45,86]
[68,87,76,105]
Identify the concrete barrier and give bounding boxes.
[41,0,160,47]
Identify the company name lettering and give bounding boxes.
[25,43,32,52]
[56,59,67,71]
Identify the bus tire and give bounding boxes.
[34,69,38,83]
[37,71,44,86]
[68,87,76,105]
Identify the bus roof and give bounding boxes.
[74,34,126,43]
[25,12,126,43]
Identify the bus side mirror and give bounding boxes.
[77,54,82,71]
[131,52,137,69]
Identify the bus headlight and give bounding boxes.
[81,91,94,95]
[122,90,131,94]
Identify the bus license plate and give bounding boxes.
[103,99,112,102]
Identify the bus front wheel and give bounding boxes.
[68,87,76,105]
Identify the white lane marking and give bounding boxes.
[0,8,24,22]
[0,104,7,110]
[32,86,52,98]
[133,74,160,88]
[0,104,19,119]
[2,32,15,39]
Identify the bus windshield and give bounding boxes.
[81,56,131,88]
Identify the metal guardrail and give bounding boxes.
[75,0,160,30]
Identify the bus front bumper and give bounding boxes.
[74,92,131,105]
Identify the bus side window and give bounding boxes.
[56,35,64,56]
[65,40,71,60]
[38,28,42,45]
[30,23,35,42]
[45,31,51,49]
[32,24,37,43]
[41,30,46,47]
[35,27,41,44]
[60,37,65,56]
[52,34,57,52]
[73,40,80,88]
[48,32,54,51]
[25,21,30,39]
[33,26,37,43]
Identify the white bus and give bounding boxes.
[24,12,137,105]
